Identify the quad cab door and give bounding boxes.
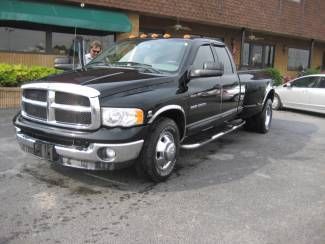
[211,45,240,116]
[186,44,222,134]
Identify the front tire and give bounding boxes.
[138,117,180,182]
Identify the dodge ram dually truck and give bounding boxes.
[13,37,274,182]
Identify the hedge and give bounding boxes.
[266,67,283,86]
[0,63,62,87]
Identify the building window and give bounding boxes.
[52,33,114,55]
[321,52,325,71]
[52,32,74,55]
[0,26,114,55]
[0,27,46,53]
[287,48,309,70]
[242,43,250,66]
[241,42,274,68]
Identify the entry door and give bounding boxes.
[187,45,222,130]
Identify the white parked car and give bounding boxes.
[273,74,325,114]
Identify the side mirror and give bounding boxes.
[190,61,224,78]
[54,57,74,70]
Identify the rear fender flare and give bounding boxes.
[262,83,275,107]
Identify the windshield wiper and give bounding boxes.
[87,60,111,67]
[111,62,162,74]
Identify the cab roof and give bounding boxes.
[126,34,225,46]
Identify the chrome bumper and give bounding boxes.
[16,131,144,170]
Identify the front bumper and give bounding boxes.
[16,130,144,170]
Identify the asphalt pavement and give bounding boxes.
[0,109,324,244]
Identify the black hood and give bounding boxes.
[39,67,175,98]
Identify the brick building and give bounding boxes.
[1,0,324,78]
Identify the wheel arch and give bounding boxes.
[263,87,275,105]
[148,105,186,141]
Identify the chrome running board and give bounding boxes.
[180,121,245,150]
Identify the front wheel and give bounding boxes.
[138,117,180,182]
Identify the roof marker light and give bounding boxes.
[140,33,148,38]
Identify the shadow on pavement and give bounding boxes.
[1,108,319,194]
[37,117,318,193]
[280,108,325,119]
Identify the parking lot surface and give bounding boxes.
[0,109,325,244]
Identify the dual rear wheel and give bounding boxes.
[245,98,273,134]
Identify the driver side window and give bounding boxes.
[192,45,215,70]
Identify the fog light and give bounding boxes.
[98,147,116,161]
[105,148,116,158]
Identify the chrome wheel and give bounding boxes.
[155,130,176,174]
[139,118,179,182]
[265,103,272,129]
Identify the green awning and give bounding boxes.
[0,0,131,33]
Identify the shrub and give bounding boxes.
[0,63,62,87]
[304,67,321,76]
[266,67,283,86]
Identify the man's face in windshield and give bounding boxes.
[90,46,101,59]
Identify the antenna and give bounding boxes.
[72,26,77,71]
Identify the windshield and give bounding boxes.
[87,39,190,73]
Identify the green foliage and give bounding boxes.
[304,67,321,76]
[0,63,62,87]
[266,67,283,86]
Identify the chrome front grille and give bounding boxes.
[21,83,101,130]
[55,92,90,106]
[23,89,47,102]
[54,109,92,124]
[23,102,47,120]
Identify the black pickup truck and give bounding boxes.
[14,37,274,182]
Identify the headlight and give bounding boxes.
[102,108,144,127]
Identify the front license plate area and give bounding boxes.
[32,142,57,161]
[62,158,97,170]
